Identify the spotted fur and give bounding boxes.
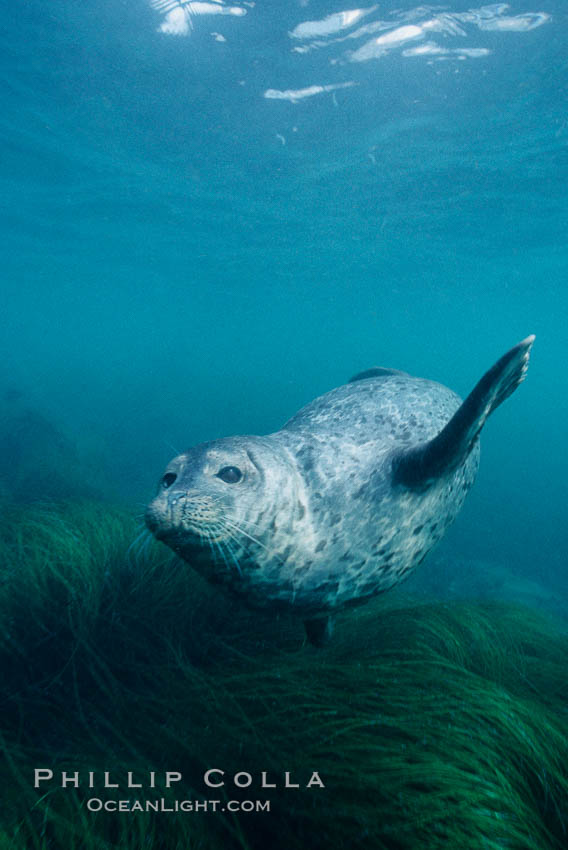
[145,337,534,641]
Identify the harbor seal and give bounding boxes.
[145,336,534,646]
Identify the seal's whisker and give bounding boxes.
[222,518,285,567]
[221,534,243,577]
[211,535,228,569]
[127,530,146,556]
[163,439,181,455]
[230,514,265,532]
[205,528,222,568]
[222,518,266,551]
[203,528,220,572]
[128,528,154,562]
[213,532,240,577]
[143,533,155,559]
[129,527,150,549]
[142,529,156,558]
[201,528,230,572]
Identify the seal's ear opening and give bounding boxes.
[393,335,535,490]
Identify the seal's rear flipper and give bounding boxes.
[304,615,333,647]
[393,335,535,489]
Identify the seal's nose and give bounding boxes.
[166,490,188,508]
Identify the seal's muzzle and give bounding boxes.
[145,489,225,542]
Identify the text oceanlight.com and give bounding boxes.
[86,798,271,813]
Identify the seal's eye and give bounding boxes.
[216,466,243,484]
[162,472,177,489]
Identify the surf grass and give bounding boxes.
[1,501,568,849]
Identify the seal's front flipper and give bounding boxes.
[304,615,333,647]
[393,335,535,489]
[349,367,410,383]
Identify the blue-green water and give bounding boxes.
[1,0,566,601]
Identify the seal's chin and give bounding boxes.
[158,526,228,546]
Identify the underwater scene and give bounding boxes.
[1,1,567,847]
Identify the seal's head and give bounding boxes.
[145,435,296,581]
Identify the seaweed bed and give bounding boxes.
[1,501,567,850]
